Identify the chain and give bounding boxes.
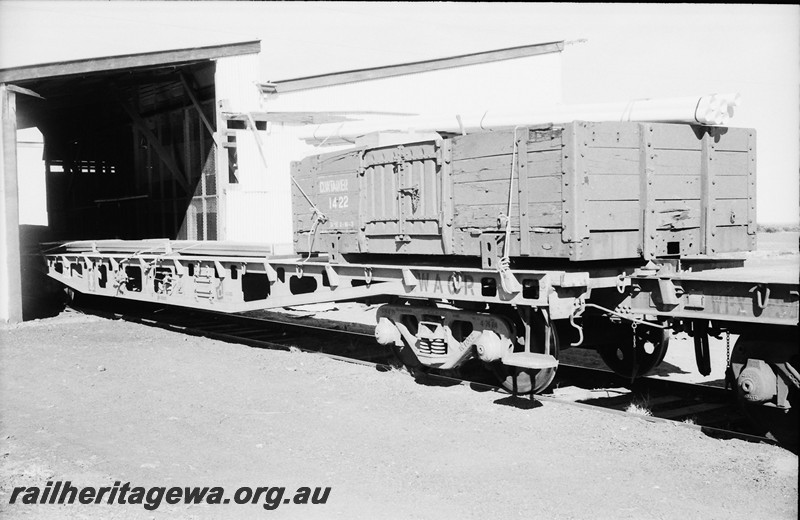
[726,332,731,366]
[630,321,638,383]
[725,331,732,391]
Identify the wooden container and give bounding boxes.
[292,121,755,262]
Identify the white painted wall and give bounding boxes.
[214,54,276,244]
[16,127,47,226]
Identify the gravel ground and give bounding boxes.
[1,313,797,520]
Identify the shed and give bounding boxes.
[0,40,261,322]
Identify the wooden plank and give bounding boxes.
[585,200,640,231]
[652,175,701,200]
[452,156,513,183]
[713,150,749,176]
[713,127,751,152]
[452,149,561,182]
[454,202,561,229]
[715,175,748,200]
[526,130,564,152]
[584,121,640,149]
[319,148,364,172]
[576,231,641,260]
[5,84,44,100]
[454,203,518,228]
[651,123,704,151]
[714,225,751,252]
[654,199,701,230]
[711,198,750,227]
[527,176,562,203]
[451,130,517,161]
[584,147,640,175]
[527,149,564,175]
[528,202,563,228]
[579,199,703,232]
[652,148,701,175]
[586,174,639,200]
[453,176,561,205]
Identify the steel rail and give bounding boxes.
[65,298,780,449]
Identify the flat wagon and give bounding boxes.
[43,121,798,446]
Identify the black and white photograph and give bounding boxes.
[0,2,797,518]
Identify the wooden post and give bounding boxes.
[115,94,190,193]
[179,72,220,148]
[215,97,231,241]
[0,84,23,322]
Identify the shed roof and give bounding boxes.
[264,40,563,94]
[0,2,260,83]
[0,40,261,84]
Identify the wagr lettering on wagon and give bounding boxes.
[417,273,476,296]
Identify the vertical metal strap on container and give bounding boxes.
[502,127,523,262]
[746,130,757,248]
[699,129,715,255]
[561,122,585,257]
[439,140,455,255]
[639,123,656,260]
[357,151,368,253]
[517,130,531,255]
[498,129,523,295]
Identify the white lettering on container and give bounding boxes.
[319,179,349,194]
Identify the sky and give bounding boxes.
[1,1,798,224]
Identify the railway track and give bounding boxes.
[66,295,781,450]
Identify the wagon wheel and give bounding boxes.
[730,335,799,451]
[490,309,560,395]
[597,322,669,379]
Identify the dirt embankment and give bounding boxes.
[1,314,797,519]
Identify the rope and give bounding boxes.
[302,208,326,264]
[500,126,524,270]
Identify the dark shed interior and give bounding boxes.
[16,61,217,242]
[0,41,260,321]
